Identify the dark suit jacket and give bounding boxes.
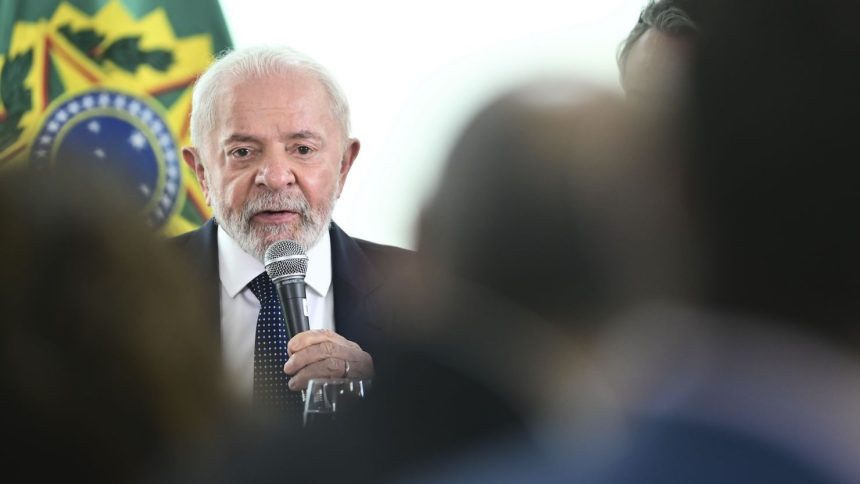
[167,222,530,484]
[170,218,412,353]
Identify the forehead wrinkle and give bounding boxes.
[220,133,261,146]
[281,129,324,143]
[210,75,343,149]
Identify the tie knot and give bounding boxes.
[248,272,275,304]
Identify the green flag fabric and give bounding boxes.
[0,0,231,234]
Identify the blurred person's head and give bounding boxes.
[395,79,698,432]
[618,0,699,105]
[418,80,694,330]
[0,168,227,482]
[183,45,360,258]
[683,0,860,343]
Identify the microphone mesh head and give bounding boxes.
[264,240,308,280]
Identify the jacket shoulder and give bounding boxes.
[169,220,217,252]
[166,220,220,285]
[355,238,413,260]
[354,238,415,272]
[353,239,418,286]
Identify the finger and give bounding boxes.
[286,347,374,383]
[284,339,348,375]
[284,338,363,375]
[288,358,347,391]
[287,329,347,354]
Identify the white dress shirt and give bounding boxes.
[217,226,335,401]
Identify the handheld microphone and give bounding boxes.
[264,240,310,340]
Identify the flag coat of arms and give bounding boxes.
[0,0,232,234]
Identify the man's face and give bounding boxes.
[184,72,359,260]
[621,28,692,106]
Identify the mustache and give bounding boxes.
[241,191,311,224]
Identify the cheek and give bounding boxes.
[219,173,255,212]
[301,166,341,204]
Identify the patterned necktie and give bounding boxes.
[247,272,304,416]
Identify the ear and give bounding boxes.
[336,138,360,198]
[182,146,211,205]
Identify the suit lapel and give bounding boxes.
[175,219,222,349]
[178,220,384,351]
[329,223,384,349]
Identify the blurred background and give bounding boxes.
[220,0,648,248]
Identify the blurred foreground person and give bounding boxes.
[578,0,860,482]
[399,0,860,479]
[408,77,692,404]
[0,169,229,483]
[379,78,694,482]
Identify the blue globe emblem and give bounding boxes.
[31,89,183,228]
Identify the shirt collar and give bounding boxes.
[218,226,264,298]
[217,226,332,298]
[304,229,332,298]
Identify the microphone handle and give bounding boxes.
[273,277,310,339]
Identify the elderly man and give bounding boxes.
[174,46,408,413]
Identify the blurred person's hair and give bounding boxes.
[617,0,699,75]
[683,0,860,341]
[0,167,227,483]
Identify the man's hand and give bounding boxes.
[283,329,374,391]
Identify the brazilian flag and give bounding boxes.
[0,0,231,234]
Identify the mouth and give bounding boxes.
[251,210,300,224]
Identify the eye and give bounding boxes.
[297,145,312,155]
[230,147,252,158]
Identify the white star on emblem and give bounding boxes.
[140,184,151,196]
[82,96,95,109]
[87,120,101,133]
[128,130,147,150]
[94,148,106,159]
[55,110,68,122]
[98,93,111,107]
[67,101,81,114]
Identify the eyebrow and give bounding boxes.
[220,130,324,145]
[221,133,260,145]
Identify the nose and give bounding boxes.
[255,152,296,190]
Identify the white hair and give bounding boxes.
[189,45,352,147]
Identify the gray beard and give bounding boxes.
[208,179,338,261]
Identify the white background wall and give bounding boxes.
[219,0,648,249]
